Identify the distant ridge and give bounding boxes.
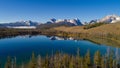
[47,18,83,26]
[89,15,120,24]
[0,14,120,28]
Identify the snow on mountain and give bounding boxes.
[1,15,120,28]
[99,15,120,23]
[68,18,83,25]
[89,19,98,24]
[47,18,83,26]
[0,20,40,27]
[88,15,120,24]
[55,19,65,23]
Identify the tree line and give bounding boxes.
[2,48,120,68]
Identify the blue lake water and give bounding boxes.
[0,35,120,64]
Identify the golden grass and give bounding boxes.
[53,23,120,35]
[52,22,120,47]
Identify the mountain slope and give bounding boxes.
[37,22,75,29]
[52,22,120,47]
[53,22,120,34]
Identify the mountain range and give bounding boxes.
[89,15,120,24]
[0,20,39,27]
[47,18,83,26]
[0,15,120,28]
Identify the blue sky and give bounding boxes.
[0,0,120,23]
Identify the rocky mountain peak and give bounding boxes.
[100,15,120,23]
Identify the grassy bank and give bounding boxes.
[51,23,120,47]
[0,22,120,47]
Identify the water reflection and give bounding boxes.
[0,35,37,40]
[47,36,120,60]
[19,35,32,38]
[47,36,75,40]
[0,35,120,48]
[0,35,120,67]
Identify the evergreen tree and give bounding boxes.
[101,56,105,68]
[69,56,74,68]
[109,51,113,68]
[5,56,11,68]
[85,50,91,66]
[76,48,81,68]
[21,62,24,68]
[29,52,36,68]
[62,54,69,68]
[53,51,61,68]
[80,57,84,68]
[13,57,16,68]
[37,55,42,68]
[11,59,14,68]
[44,54,49,68]
[113,60,117,68]
[94,50,101,68]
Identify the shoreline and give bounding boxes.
[0,28,120,47]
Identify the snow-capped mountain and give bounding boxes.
[1,14,120,29]
[88,15,120,24]
[99,15,120,23]
[0,20,40,27]
[46,18,83,26]
[89,19,98,24]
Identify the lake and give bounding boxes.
[0,35,120,65]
